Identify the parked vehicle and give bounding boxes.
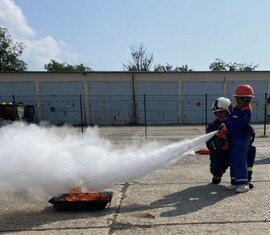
[0,102,35,124]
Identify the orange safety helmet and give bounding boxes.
[233,84,255,97]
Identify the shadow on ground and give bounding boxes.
[120,184,234,217]
[153,184,233,217]
[0,184,235,231]
[0,204,115,232]
[255,157,270,165]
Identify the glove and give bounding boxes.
[206,139,216,151]
[214,138,227,150]
[206,136,228,151]
[218,123,227,133]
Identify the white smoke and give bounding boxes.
[0,122,215,197]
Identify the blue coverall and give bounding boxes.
[224,104,252,186]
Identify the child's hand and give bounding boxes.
[218,124,228,141]
[219,123,227,133]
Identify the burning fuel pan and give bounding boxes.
[48,191,113,211]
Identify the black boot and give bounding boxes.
[249,183,254,189]
[212,176,221,184]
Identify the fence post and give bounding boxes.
[12,94,16,120]
[79,94,84,133]
[144,94,147,139]
[131,72,138,124]
[205,94,208,133]
[264,93,267,136]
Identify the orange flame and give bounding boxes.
[59,187,110,202]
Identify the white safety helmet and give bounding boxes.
[211,97,232,113]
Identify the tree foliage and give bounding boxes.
[123,43,154,71]
[154,63,193,72]
[44,59,93,72]
[209,58,258,71]
[174,64,193,72]
[154,63,173,71]
[0,27,27,71]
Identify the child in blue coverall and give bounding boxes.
[222,84,255,193]
[206,96,256,190]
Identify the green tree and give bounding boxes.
[174,64,193,72]
[44,59,93,72]
[154,63,173,71]
[209,58,258,71]
[123,43,154,71]
[154,63,193,72]
[0,27,27,71]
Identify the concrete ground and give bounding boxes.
[1,132,270,234]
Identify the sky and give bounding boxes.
[0,0,270,71]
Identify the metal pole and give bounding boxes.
[264,93,267,136]
[12,94,16,121]
[205,94,208,133]
[144,94,147,139]
[79,94,84,133]
[131,72,137,124]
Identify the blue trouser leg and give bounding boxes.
[230,137,249,185]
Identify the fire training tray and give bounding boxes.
[48,191,113,211]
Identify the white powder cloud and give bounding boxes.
[0,0,77,71]
[0,122,215,198]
